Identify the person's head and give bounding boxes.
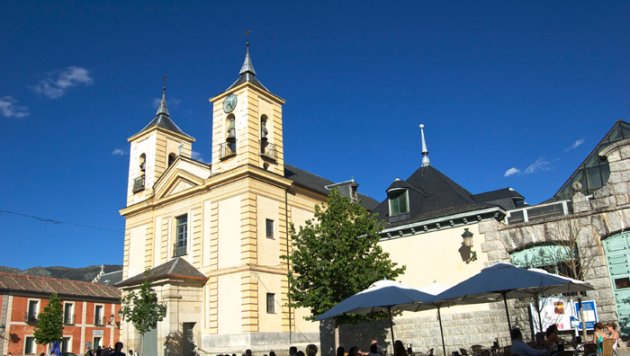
[306,344,318,356]
[594,322,605,331]
[296,352,305,356]
[115,342,123,351]
[371,339,378,346]
[510,328,523,341]
[336,346,345,356]
[270,351,277,356]
[348,346,359,356]
[245,349,252,356]
[370,343,378,353]
[535,332,545,345]
[607,322,617,331]
[289,346,298,355]
[546,324,558,338]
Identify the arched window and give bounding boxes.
[260,115,269,154]
[168,153,177,167]
[139,154,146,173]
[226,114,236,153]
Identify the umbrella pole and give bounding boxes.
[388,307,396,349]
[502,292,512,332]
[535,294,543,335]
[437,306,446,356]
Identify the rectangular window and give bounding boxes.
[174,214,188,256]
[27,300,39,322]
[388,190,409,216]
[25,336,36,354]
[64,302,73,324]
[62,337,71,352]
[615,277,630,289]
[266,293,275,314]
[265,218,274,239]
[95,305,103,325]
[93,337,102,349]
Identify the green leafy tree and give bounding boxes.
[121,275,167,355]
[285,188,405,323]
[33,293,63,346]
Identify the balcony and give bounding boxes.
[132,176,145,193]
[219,142,236,160]
[260,142,277,161]
[506,200,572,225]
[173,243,187,257]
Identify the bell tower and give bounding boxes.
[126,80,195,206]
[209,43,285,176]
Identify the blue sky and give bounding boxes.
[1,1,629,269]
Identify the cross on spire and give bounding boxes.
[156,74,170,116]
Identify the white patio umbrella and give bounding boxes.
[316,280,435,348]
[430,263,594,334]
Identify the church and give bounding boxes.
[117,44,630,355]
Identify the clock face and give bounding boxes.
[223,94,238,113]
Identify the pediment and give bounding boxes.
[154,158,209,199]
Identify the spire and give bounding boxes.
[420,124,430,167]
[239,42,257,76]
[227,41,269,92]
[156,75,170,116]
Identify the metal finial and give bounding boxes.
[156,75,169,116]
[420,124,430,167]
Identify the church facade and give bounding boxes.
[117,46,333,354]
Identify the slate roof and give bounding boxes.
[284,164,380,210]
[0,272,120,300]
[96,270,123,286]
[374,165,499,227]
[116,257,206,287]
[474,188,524,202]
[136,112,193,140]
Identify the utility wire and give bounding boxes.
[0,209,123,234]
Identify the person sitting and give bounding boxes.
[593,322,608,354]
[606,321,620,353]
[394,340,409,356]
[368,343,383,356]
[337,346,346,356]
[510,328,547,356]
[545,324,561,351]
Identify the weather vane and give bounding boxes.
[244,30,252,45]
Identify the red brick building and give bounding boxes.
[0,272,121,355]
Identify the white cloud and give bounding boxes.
[112,148,126,156]
[33,66,93,99]
[504,167,520,177]
[0,96,29,118]
[566,138,585,151]
[191,151,203,161]
[524,157,551,174]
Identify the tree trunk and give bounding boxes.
[141,332,145,356]
[334,320,340,354]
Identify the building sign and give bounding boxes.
[530,298,598,333]
[93,330,104,336]
[574,300,599,331]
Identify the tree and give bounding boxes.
[285,188,406,323]
[33,293,63,347]
[121,275,167,355]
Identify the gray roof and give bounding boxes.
[116,257,206,287]
[134,88,193,140]
[284,164,379,210]
[96,270,123,286]
[474,188,524,202]
[374,165,499,227]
